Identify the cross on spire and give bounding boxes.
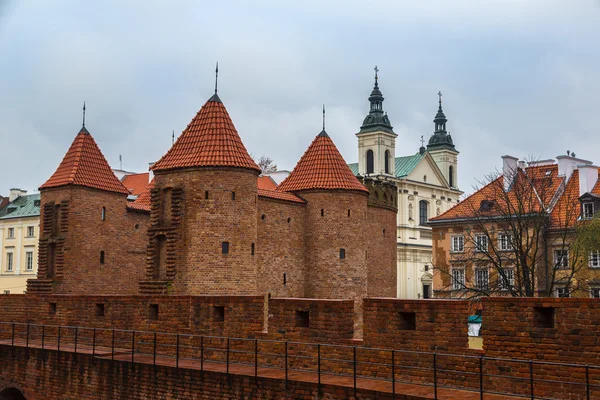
[374,65,379,87]
[420,135,425,147]
[438,91,443,106]
[322,104,326,130]
[82,101,86,128]
[214,61,219,94]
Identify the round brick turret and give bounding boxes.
[300,190,369,301]
[143,94,261,295]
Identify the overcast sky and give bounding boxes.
[1,0,599,196]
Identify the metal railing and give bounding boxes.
[1,321,599,400]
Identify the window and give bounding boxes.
[384,150,390,174]
[554,250,569,269]
[231,191,236,200]
[295,310,310,328]
[556,287,569,298]
[26,252,34,271]
[205,191,209,200]
[27,226,35,237]
[100,251,105,264]
[398,312,416,330]
[6,253,13,272]
[583,202,594,219]
[452,268,465,290]
[422,284,431,299]
[423,175,427,183]
[419,200,429,225]
[149,304,159,320]
[283,273,287,285]
[451,235,464,253]
[475,268,489,290]
[7,228,14,239]
[340,248,346,259]
[591,288,600,298]
[222,242,229,254]
[590,251,600,268]
[499,268,515,290]
[95,304,105,317]
[320,209,324,217]
[534,307,554,328]
[449,166,454,187]
[498,234,513,251]
[251,243,255,256]
[101,207,106,221]
[366,149,374,174]
[475,235,488,252]
[213,306,225,322]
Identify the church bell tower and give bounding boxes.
[426,92,459,188]
[356,67,397,177]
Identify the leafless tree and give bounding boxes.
[254,155,277,174]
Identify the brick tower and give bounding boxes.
[28,121,146,294]
[140,92,261,295]
[277,129,370,302]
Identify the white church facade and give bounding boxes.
[348,71,463,299]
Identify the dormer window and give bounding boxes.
[479,200,495,212]
[583,202,594,219]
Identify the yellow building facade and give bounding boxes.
[0,190,40,294]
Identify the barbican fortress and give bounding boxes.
[26,81,398,322]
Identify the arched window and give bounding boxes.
[366,150,374,174]
[384,150,390,174]
[449,166,454,187]
[419,200,429,225]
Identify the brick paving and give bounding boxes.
[1,338,528,400]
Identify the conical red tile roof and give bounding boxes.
[152,94,260,173]
[40,127,129,194]
[277,131,368,193]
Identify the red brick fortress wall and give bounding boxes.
[30,187,149,295]
[363,298,469,352]
[256,198,306,298]
[266,298,354,343]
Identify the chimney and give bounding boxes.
[557,154,592,181]
[579,165,599,197]
[8,188,27,202]
[502,155,519,191]
[148,162,156,181]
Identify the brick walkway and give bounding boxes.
[1,339,527,400]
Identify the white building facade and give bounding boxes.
[349,74,462,299]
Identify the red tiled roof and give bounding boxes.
[276,131,368,193]
[122,172,150,196]
[128,178,154,212]
[40,127,129,194]
[550,170,580,228]
[152,95,260,173]
[592,169,600,195]
[258,176,277,190]
[430,164,564,223]
[257,188,305,203]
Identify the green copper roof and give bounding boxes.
[395,153,425,178]
[0,193,41,220]
[347,152,425,179]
